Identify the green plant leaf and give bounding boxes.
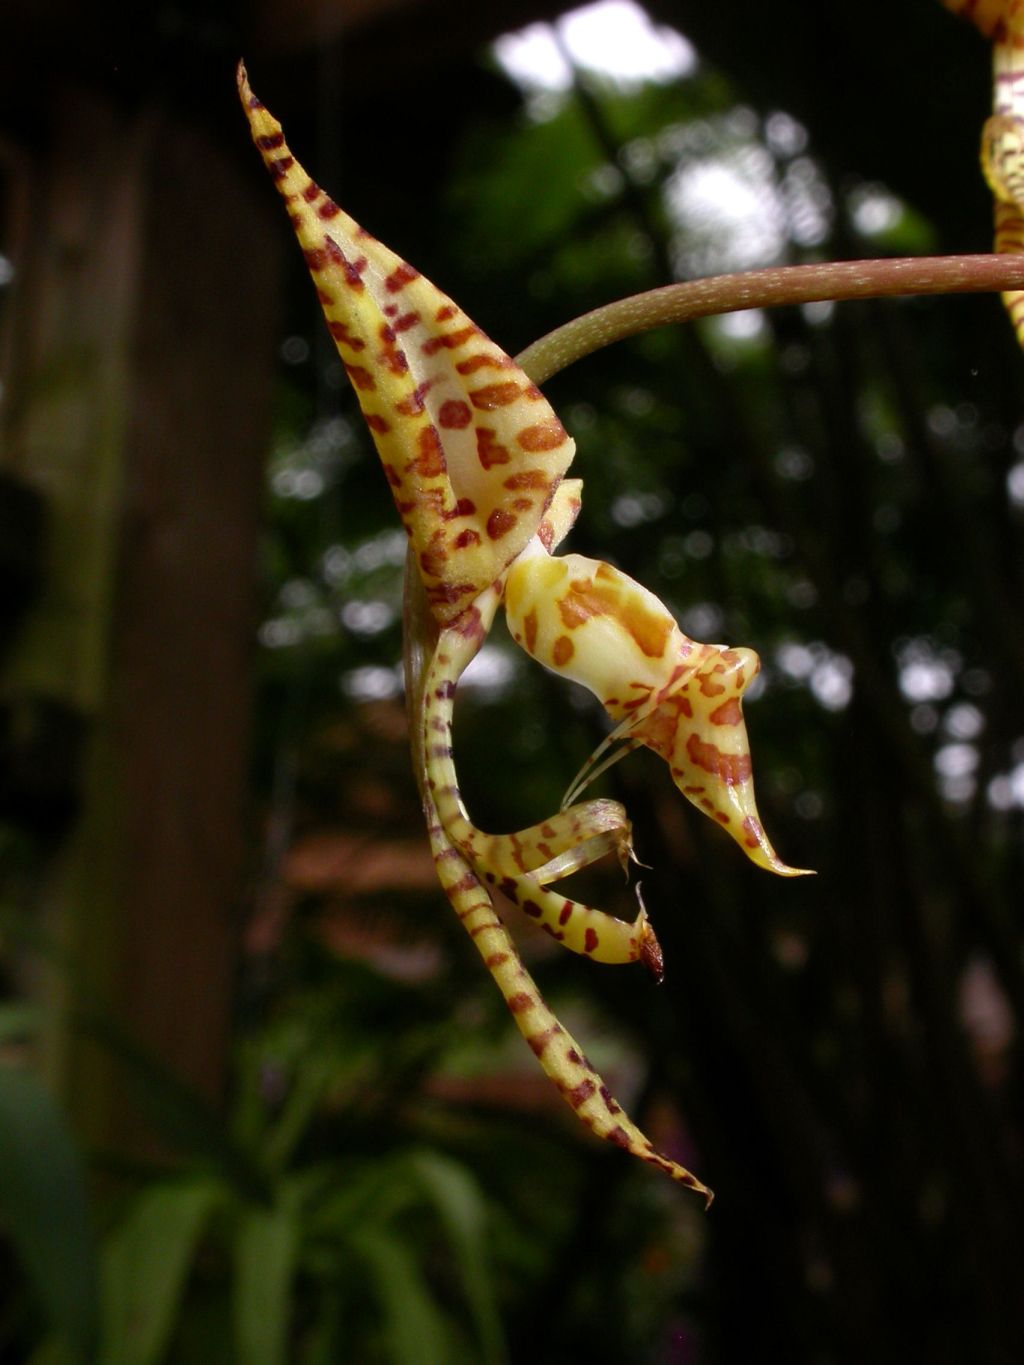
[0,1062,98,1360]
[76,1013,268,1201]
[0,904,76,968]
[406,1150,506,1365]
[99,1177,223,1365]
[351,1224,452,1365]
[232,1187,301,1365]
[0,1000,41,1043]
[26,1334,80,1365]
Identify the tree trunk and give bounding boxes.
[0,81,280,1156]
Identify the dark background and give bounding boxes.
[1,2,1023,1361]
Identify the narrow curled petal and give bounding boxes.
[425,779,711,1202]
[423,592,663,970]
[238,63,576,623]
[418,622,704,1196]
[505,550,810,876]
[483,865,660,972]
[480,798,634,881]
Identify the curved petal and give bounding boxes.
[422,586,664,969]
[238,64,575,623]
[423,773,711,1202]
[506,550,810,875]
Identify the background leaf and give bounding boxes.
[232,1186,301,1365]
[100,1178,223,1365]
[0,1064,98,1360]
[406,1149,507,1365]
[76,1014,268,1202]
[351,1224,453,1365]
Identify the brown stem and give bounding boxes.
[516,253,1024,382]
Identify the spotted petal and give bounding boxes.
[238,64,576,623]
[505,549,809,876]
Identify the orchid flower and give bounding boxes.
[942,0,1024,343]
[239,64,809,1202]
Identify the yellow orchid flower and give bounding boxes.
[238,63,807,1201]
[942,0,1024,342]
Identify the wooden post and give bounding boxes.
[0,83,280,1153]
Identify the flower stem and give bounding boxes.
[516,253,1024,383]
